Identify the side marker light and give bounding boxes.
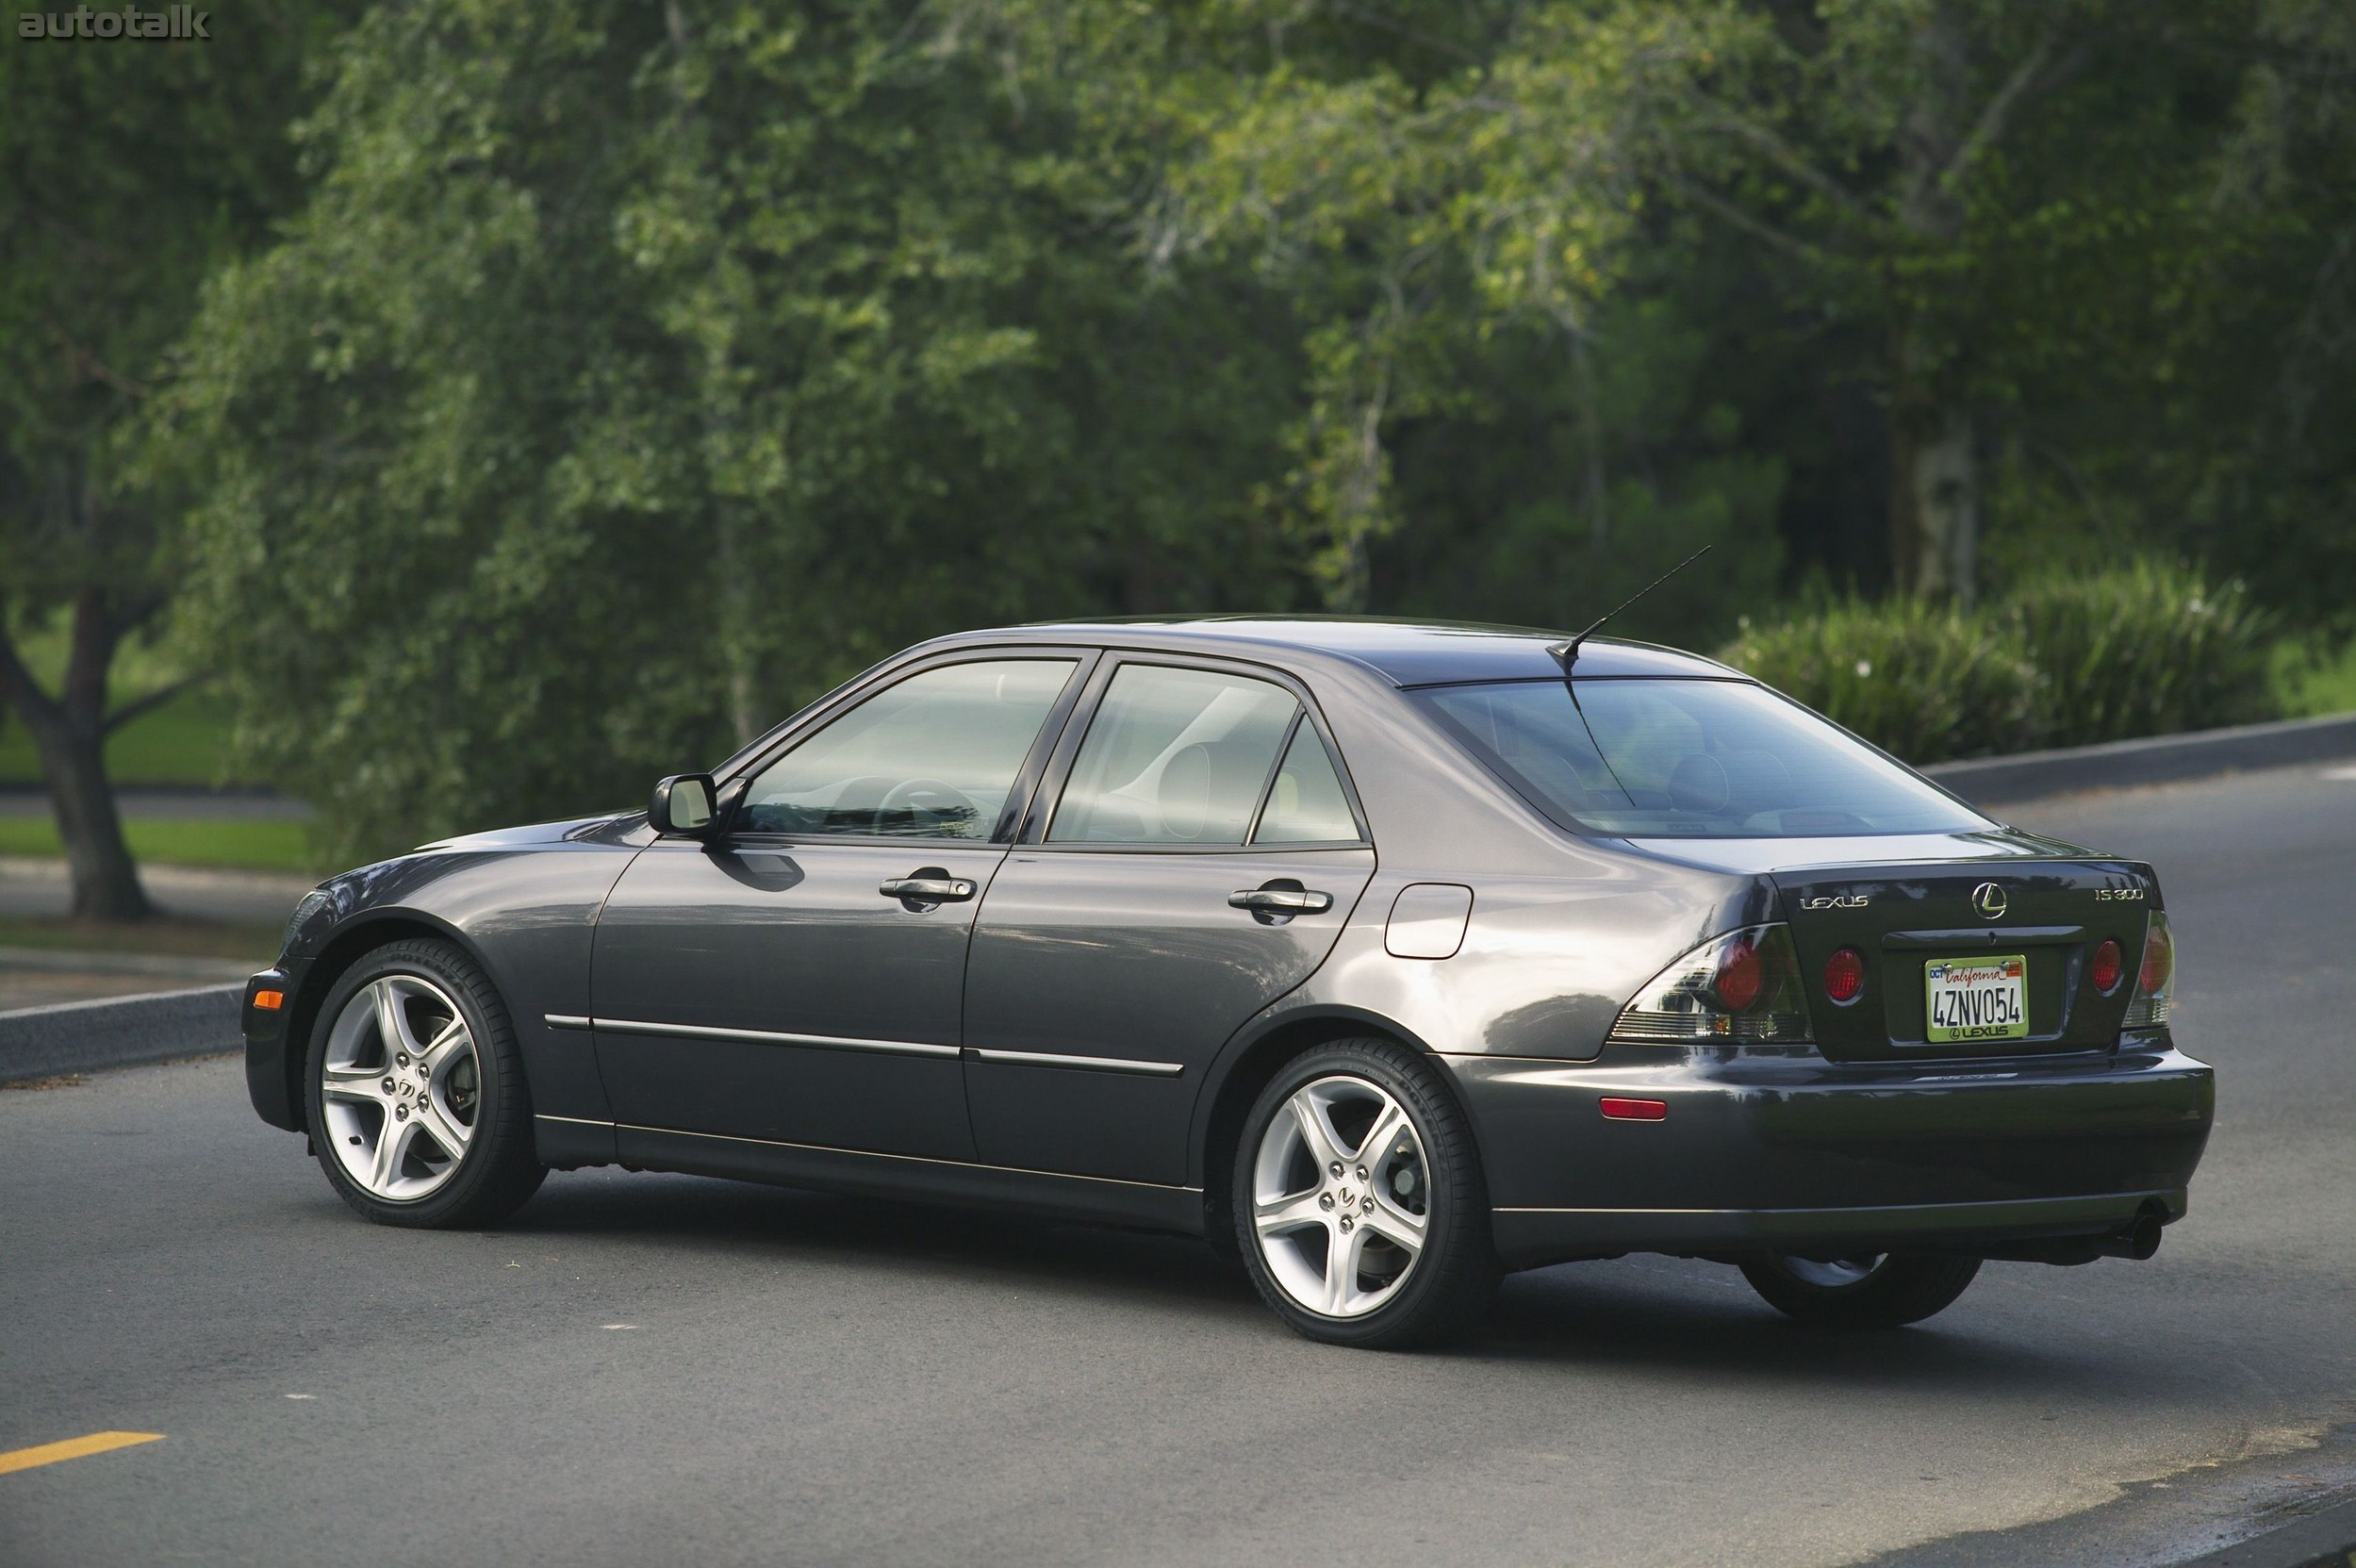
[1600,1098,1668,1122]
[254,990,286,1011]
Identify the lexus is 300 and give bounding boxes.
[243,619,2212,1347]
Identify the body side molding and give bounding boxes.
[551,1014,958,1060]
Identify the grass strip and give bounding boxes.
[0,817,324,874]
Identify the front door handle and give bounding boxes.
[881,872,977,904]
[1228,884,1333,916]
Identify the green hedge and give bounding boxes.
[1718,564,2279,764]
[1717,599,2041,764]
[2001,562,2276,745]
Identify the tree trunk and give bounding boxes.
[0,594,155,922]
[1889,372,1981,604]
[712,506,762,747]
[33,718,151,922]
[1887,0,1981,604]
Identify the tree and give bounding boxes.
[984,0,2286,609]
[154,0,1311,863]
[0,7,350,917]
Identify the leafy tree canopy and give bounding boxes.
[154,0,2356,858]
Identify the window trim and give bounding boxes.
[1022,652,1373,853]
[717,648,1101,849]
[1244,712,1364,848]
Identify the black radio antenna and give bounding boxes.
[1548,544,1714,671]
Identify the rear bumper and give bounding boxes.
[1443,1037,2213,1269]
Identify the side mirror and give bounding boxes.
[649,773,718,836]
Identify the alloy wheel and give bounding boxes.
[1250,1075,1431,1318]
[319,974,482,1202]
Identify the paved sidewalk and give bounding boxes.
[0,948,255,1011]
[0,856,317,925]
[0,786,314,821]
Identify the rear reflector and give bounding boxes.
[1599,1097,1668,1122]
[253,990,285,1011]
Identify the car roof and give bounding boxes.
[937,616,1743,687]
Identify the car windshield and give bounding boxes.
[1415,678,1993,838]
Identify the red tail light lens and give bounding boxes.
[2090,938,2124,995]
[1609,925,1810,1044]
[1714,940,1765,1012]
[1823,948,1865,1004]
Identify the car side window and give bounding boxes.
[1251,720,1360,844]
[740,659,1079,839]
[1049,665,1299,845]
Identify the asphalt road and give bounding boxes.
[4,763,2353,1568]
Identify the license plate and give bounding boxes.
[1924,955,2029,1043]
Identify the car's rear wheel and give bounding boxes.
[1233,1038,1496,1348]
[305,937,545,1228]
[1739,1253,1981,1329]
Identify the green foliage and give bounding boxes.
[151,0,1310,863]
[1718,600,2041,765]
[0,1,352,619]
[1722,566,2281,763]
[2273,637,2356,719]
[120,0,2356,856]
[2002,562,2278,744]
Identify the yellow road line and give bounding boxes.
[0,1431,165,1477]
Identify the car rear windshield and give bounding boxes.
[1414,678,1993,838]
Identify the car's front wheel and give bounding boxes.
[1739,1253,1981,1329]
[1234,1038,1496,1348]
[305,937,546,1228]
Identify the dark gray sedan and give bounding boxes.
[242,619,2212,1347]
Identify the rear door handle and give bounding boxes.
[1228,886,1333,915]
[881,875,977,902]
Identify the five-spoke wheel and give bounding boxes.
[1234,1038,1495,1348]
[320,974,482,1202]
[305,937,546,1228]
[1251,1076,1430,1318]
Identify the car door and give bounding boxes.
[961,656,1376,1185]
[591,653,1089,1160]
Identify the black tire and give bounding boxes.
[1739,1253,1982,1329]
[304,937,546,1229]
[1232,1037,1497,1349]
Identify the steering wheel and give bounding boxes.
[876,777,979,835]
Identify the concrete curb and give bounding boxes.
[0,983,242,1084]
[2172,1496,2356,1568]
[1923,712,2356,807]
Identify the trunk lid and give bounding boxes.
[1771,855,2159,1061]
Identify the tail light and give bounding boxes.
[2089,938,2124,996]
[2122,912,2175,1030]
[1823,948,1866,1005]
[1609,924,1809,1044]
